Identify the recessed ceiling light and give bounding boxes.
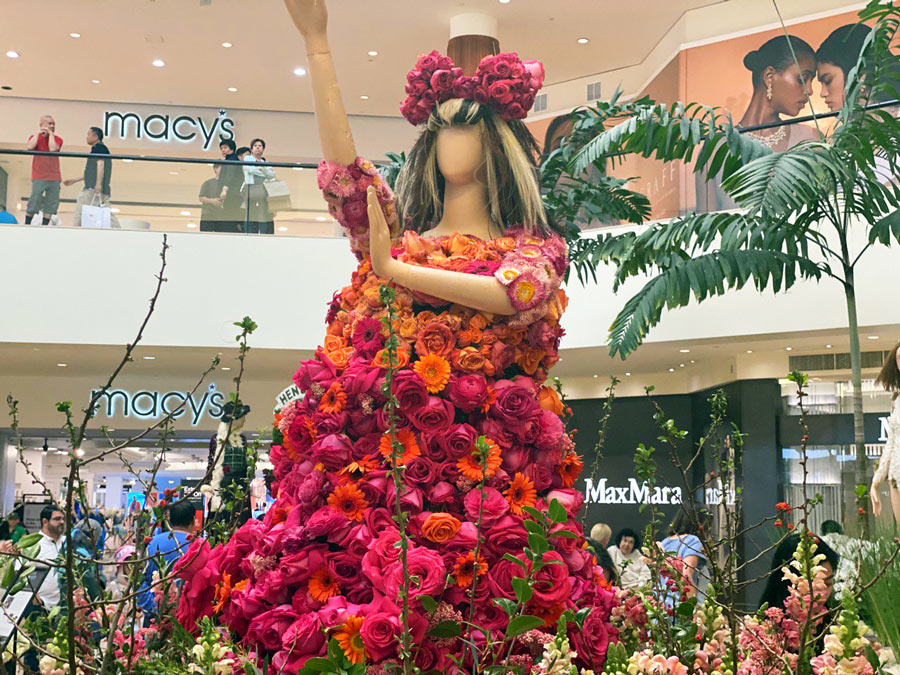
[91,79,101,84]
[499,0,511,3]
[359,95,369,100]
[592,374,598,378]
[293,66,307,77]
[746,350,753,354]
[868,335,879,340]
[221,42,233,48]
[168,171,179,175]
[625,372,631,376]
[227,87,238,92]
[57,363,67,367]
[179,210,191,216]
[315,216,328,221]
[679,364,685,367]
[367,50,378,56]
[221,367,231,371]
[679,349,690,353]
[577,38,589,44]
[277,226,288,232]
[785,346,792,351]
[6,51,19,59]
[292,167,303,171]
[690,360,695,363]
[826,344,832,349]
[668,368,675,372]
[152,59,165,68]
[69,32,81,38]
[186,223,197,228]
[142,356,156,360]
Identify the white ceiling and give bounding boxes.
[1,0,724,117]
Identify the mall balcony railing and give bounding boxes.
[0,104,893,235]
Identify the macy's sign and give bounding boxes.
[583,478,683,505]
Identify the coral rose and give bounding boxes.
[421,512,462,543]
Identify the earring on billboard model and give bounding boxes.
[766,82,773,101]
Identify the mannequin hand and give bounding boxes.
[367,186,396,278]
[283,0,328,38]
[871,487,883,517]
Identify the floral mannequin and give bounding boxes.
[175,1,614,671]
[871,342,900,523]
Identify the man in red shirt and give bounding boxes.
[25,115,63,225]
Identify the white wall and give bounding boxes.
[1,218,898,353]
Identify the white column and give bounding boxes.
[104,475,124,510]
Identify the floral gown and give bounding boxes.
[176,157,617,673]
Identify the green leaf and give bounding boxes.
[419,595,437,616]
[505,615,546,638]
[549,529,578,539]
[512,576,533,604]
[493,597,518,617]
[298,658,338,674]
[548,498,567,523]
[527,533,549,555]
[502,553,528,569]
[428,620,462,638]
[520,506,544,521]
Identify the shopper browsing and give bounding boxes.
[216,139,245,233]
[0,203,17,224]
[198,165,224,232]
[64,126,117,228]
[25,115,63,226]
[241,138,275,234]
[35,505,65,608]
[138,499,197,617]
[608,528,652,589]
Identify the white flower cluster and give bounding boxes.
[187,635,235,675]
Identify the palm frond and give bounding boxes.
[607,250,827,358]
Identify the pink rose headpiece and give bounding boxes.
[400,50,545,126]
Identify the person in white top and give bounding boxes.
[608,527,652,590]
[241,138,276,234]
[35,505,65,607]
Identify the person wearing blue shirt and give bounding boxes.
[0,204,18,224]
[138,498,196,618]
[658,506,710,608]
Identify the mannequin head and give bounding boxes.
[396,98,552,236]
[876,340,900,392]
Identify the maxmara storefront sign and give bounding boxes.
[103,110,235,150]
[583,478,684,506]
[90,383,226,425]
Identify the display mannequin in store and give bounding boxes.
[177,1,614,669]
[871,341,900,523]
[202,400,251,514]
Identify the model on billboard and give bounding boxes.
[816,24,872,113]
[737,35,819,151]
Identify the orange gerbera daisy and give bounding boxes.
[327,483,369,521]
[452,551,488,588]
[456,437,502,482]
[334,615,367,665]
[413,354,451,393]
[318,381,347,414]
[558,453,584,487]
[212,572,233,614]
[378,428,421,465]
[504,472,537,515]
[339,454,381,480]
[308,567,341,602]
[528,601,565,626]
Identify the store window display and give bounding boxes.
[174,0,615,669]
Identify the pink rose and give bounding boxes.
[329,552,363,588]
[429,69,455,93]
[285,413,316,454]
[292,355,337,392]
[569,605,617,669]
[463,487,509,526]
[279,547,326,585]
[480,417,514,449]
[384,546,446,599]
[427,480,457,506]
[407,69,424,83]
[448,373,488,412]
[404,456,437,486]
[310,433,353,471]
[488,80,514,105]
[358,471,389,509]
[385,483,423,513]
[410,396,454,433]
[491,380,539,427]
[417,51,440,72]
[523,60,545,88]
[546,488,584,517]
[247,605,300,651]
[530,551,570,607]
[504,102,526,120]
[392,370,428,413]
[361,528,401,591]
[312,411,347,438]
[405,80,428,96]
[437,423,477,460]
[536,410,565,451]
[341,360,381,399]
[317,596,359,629]
[301,506,354,543]
[364,507,396,538]
[484,515,528,557]
[225,584,270,635]
[360,597,403,662]
[486,556,522,601]
[452,76,477,100]
[501,445,532,474]
[525,463,553,492]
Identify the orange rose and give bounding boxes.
[457,328,481,348]
[538,386,564,415]
[326,347,353,372]
[416,311,437,329]
[399,317,420,340]
[469,314,488,330]
[453,346,486,373]
[415,322,455,357]
[494,236,517,253]
[516,346,545,375]
[373,347,410,370]
[363,285,384,309]
[421,513,461,543]
[323,335,347,353]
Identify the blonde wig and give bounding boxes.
[395,98,558,237]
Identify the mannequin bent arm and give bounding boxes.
[284,0,356,166]
[367,188,516,315]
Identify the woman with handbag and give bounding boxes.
[241,138,276,234]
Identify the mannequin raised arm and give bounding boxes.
[284,0,356,166]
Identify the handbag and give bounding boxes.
[81,196,111,229]
[263,180,292,212]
